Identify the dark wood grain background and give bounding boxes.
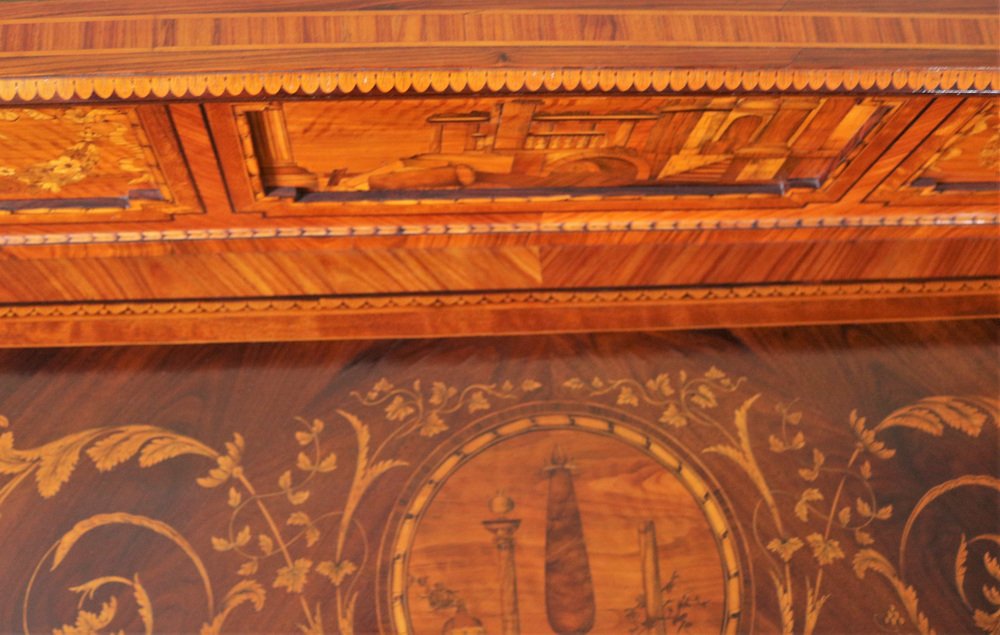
[0,320,995,633]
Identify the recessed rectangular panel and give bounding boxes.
[233,95,905,215]
[0,106,202,221]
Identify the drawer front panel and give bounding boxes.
[0,106,202,221]
[223,95,916,216]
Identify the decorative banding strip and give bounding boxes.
[0,68,997,104]
[1,279,995,321]
[1,213,996,247]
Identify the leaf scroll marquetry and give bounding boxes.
[0,376,996,634]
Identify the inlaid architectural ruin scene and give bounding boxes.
[223,95,997,215]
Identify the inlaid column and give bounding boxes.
[245,103,318,190]
[639,520,666,635]
[483,493,522,635]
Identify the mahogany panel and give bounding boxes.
[0,322,995,633]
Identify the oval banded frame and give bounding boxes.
[385,410,745,635]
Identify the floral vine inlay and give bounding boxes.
[563,370,999,635]
[0,108,153,194]
[0,369,995,634]
[0,375,547,635]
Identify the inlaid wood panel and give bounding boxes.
[209,94,1000,223]
[0,106,202,221]
[0,322,996,634]
[870,98,1000,207]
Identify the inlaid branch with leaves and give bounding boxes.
[0,374,548,635]
[1,409,406,635]
[561,370,999,635]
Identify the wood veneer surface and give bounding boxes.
[0,322,996,633]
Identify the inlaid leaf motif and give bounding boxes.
[35,431,100,498]
[334,410,408,555]
[86,427,160,471]
[854,529,875,545]
[297,452,314,471]
[853,550,935,635]
[273,558,313,594]
[288,511,311,527]
[419,412,448,437]
[616,386,639,407]
[86,427,216,472]
[385,396,414,421]
[850,410,896,460]
[705,366,727,380]
[139,431,216,467]
[467,390,491,413]
[769,571,794,635]
[305,526,320,547]
[238,559,258,576]
[769,431,805,453]
[795,489,824,522]
[860,460,873,480]
[704,444,750,473]
[956,535,970,606]
[659,404,687,428]
[0,431,34,474]
[974,608,1000,634]
[428,382,456,406]
[645,373,675,397]
[691,384,718,409]
[799,448,826,481]
[316,453,338,473]
[54,597,118,635]
[367,378,393,399]
[197,434,243,489]
[258,534,274,555]
[983,586,1000,607]
[878,396,999,438]
[234,525,252,548]
[521,379,542,392]
[767,537,805,562]
[986,553,1000,582]
[295,431,313,446]
[838,507,852,527]
[278,470,292,491]
[807,534,845,566]
[201,581,266,635]
[857,498,874,518]
[316,560,357,586]
[52,512,215,618]
[133,574,154,635]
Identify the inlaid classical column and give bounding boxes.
[245,103,318,190]
[639,520,666,635]
[482,493,522,635]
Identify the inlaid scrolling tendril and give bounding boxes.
[0,375,546,635]
[0,410,410,635]
[0,374,996,634]
[564,370,1000,635]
